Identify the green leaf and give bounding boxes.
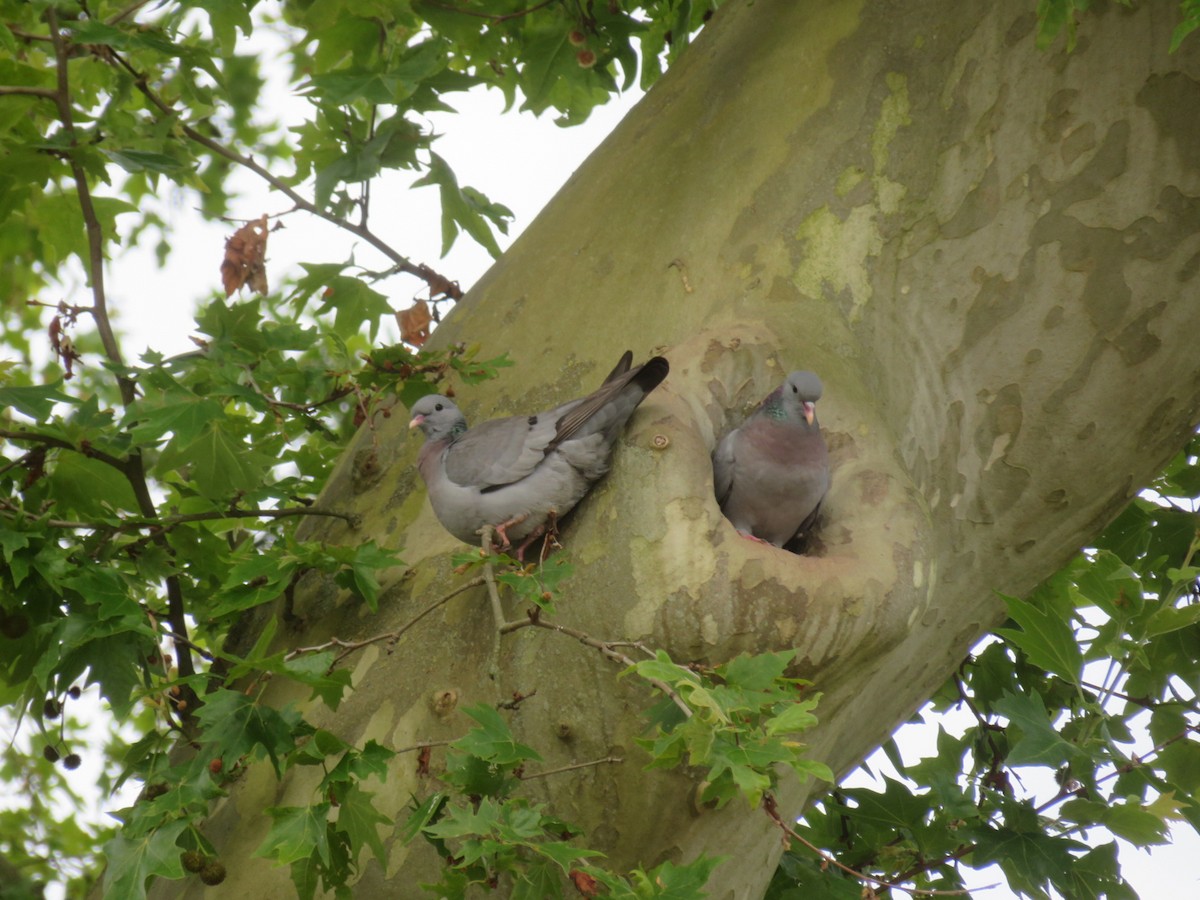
[993,691,1082,768]
[721,650,795,691]
[187,0,256,51]
[103,149,192,176]
[588,855,725,899]
[1145,601,1200,636]
[1102,798,1171,845]
[28,194,137,269]
[335,785,391,867]
[400,792,448,844]
[0,383,76,421]
[996,593,1083,682]
[842,778,929,832]
[44,452,138,517]
[765,699,820,737]
[971,823,1086,898]
[193,689,301,775]
[282,652,353,709]
[101,817,188,900]
[257,804,333,866]
[159,420,271,498]
[60,567,136,620]
[310,275,393,342]
[451,704,542,766]
[331,541,404,611]
[127,392,226,448]
[413,153,512,257]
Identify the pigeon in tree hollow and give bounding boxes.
[408,352,670,559]
[712,370,830,550]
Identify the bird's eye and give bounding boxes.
[791,384,798,393]
[435,403,444,411]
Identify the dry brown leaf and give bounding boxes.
[220,214,270,297]
[397,299,433,347]
[568,869,600,897]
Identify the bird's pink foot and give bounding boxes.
[515,510,560,563]
[491,513,530,553]
[738,531,772,545]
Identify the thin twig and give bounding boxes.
[0,429,127,472]
[150,506,360,530]
[102,48,461,301]
[1032,722,1200,816]
[0,85,58,99]
[46,8,130,402]
[422,0,557,22]
[7,26,53,42]
[763,795,985,897]
[160,629,216,663]
[106,0,155,24]
[281,576,487,668]
[518,756,623,781]
[504,614,693,719]
[3,504,360,533]
[393,739,453,755]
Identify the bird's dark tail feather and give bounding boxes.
[632,356,669,394]
[602,350,634,384]
[548,354,670,449]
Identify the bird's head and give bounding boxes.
[408,394,466,440]
[783,370,823,426]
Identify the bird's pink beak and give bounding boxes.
[803,402,815,426]
[408,415,425,430]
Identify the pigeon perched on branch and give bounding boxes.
[712,370,830,550]
[409,352,669,559]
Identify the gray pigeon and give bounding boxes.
[408,352,669,559]
[712,370,830,550]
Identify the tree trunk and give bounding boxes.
[168,0,1200,896]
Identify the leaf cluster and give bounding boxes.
[634,649,833,809]
[771,439,1200,898]
[403,700,721,899]
[1035,0,1200,53]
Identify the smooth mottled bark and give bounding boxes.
[164,1,1200,897]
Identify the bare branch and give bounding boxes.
[45,8,132,404]
[504,614,693,719]
[393,739,453,755]
[282,576,488,668]
[518,756,623,781]
[0,85,58,99]
[0,429,127,472]
[101,48,462,301]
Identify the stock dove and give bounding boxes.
[712,370,829,550]
[409,352,669,558]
